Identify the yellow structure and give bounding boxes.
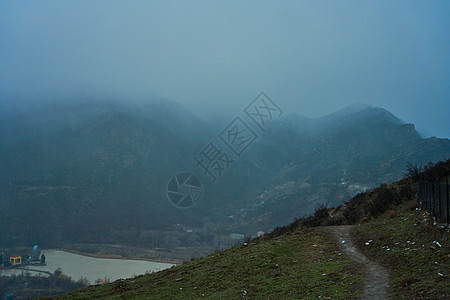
[10,256,22,266]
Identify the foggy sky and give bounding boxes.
[0,1,449,138]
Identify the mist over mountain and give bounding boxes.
[0,97,448,252]
[236,106,449,231]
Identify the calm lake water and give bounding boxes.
[0,250,174,284]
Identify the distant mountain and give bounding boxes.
[232,107,449,231]
[0,98,215,245]
[0,97,448,251]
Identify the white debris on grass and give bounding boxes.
[432,241,441,247]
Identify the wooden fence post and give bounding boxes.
[447,181,449,225]
[437,182,441,219]
[431,183,435,215]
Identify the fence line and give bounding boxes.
[417,181,449,225]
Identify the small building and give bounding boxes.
[10,256,22,266]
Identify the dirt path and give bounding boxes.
[322,225,390,300]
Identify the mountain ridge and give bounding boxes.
[0,97,448,253]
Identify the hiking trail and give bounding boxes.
[323,225,390,299]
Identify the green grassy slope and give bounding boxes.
[353,201,449,299]
[53,229,362,299]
